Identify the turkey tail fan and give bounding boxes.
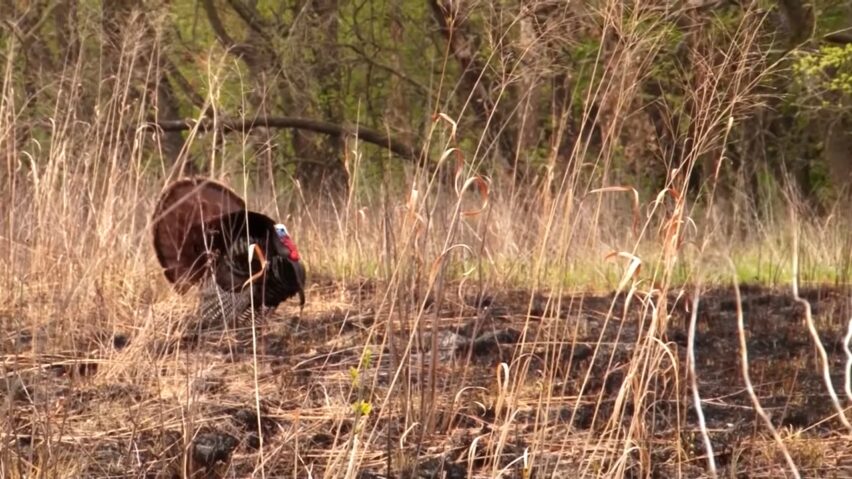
[152,177,246,293]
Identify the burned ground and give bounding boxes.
[3,283,852,477]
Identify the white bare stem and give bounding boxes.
[731,262,800,479]
[792,222,852,433]
[686,285,717,477]
[844,320,852,402]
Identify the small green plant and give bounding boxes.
[351,399,373,417]
[349,346,373,388]
[350,346,374,427]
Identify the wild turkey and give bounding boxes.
[151,177,305,329]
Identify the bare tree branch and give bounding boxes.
[342,43,430,94]
[824,31,852,44]
[427,0,518,177]
[777,0,814,46]
[143,116,419,161]
[428,0,494,121]
[163,56,206,108]
[200,0,253,57]
[224,0,273,41]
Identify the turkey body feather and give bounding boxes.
[202,210,306,307]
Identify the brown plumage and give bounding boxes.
[152,177,306,328]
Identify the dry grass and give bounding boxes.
[3,2,852,478]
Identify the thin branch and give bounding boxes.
[427,0,518,175]
[162,56,206,108]
[342,43,430,94]
[224,0,273,41]
[824,32,852,44]
[200,0,252,57]
[143,116,419,161]
[428,0,494,120]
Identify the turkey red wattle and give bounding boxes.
[281,235,300,261]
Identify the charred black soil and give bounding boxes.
[3,283,852,477]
